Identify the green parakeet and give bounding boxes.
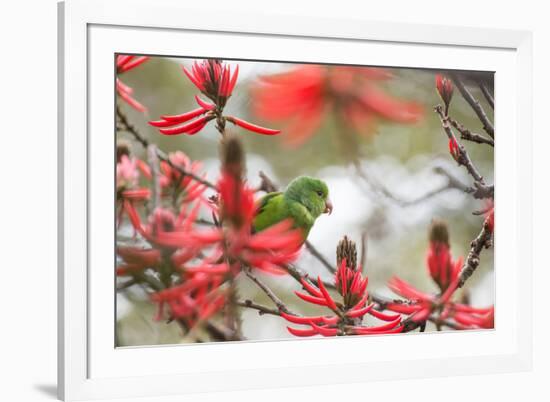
[253,176,333,240]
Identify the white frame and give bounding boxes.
[58,0,533,400]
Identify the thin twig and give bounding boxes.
[371,294,462,331]
[448,117,494,147]
[116,278,138,291]
[359,232,368,272]
[116,105,216,190]
[432,166,493,200]
[477,80,494,110]
[283,263,310,284]
[432,166,472,193]
[450,73,494,138]
[236,299,282,317]
[434,105,485,184]
[258,170,279,193]
[304,241,336,273]
[147,145,161,209]
[244,268,295,315]
[354,161,474,206]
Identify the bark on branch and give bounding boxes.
[450,73,494,138]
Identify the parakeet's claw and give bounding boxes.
[324,198,333,215]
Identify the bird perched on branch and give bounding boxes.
[253,176,333,241]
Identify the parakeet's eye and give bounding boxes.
[316,190,323,196]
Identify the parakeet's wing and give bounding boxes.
[252,192,286,233]
[253,191,315,240]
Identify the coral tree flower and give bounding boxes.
[116,149,207,206]
[119,190,227,330]
[435,74,454,115]
[448,136,461,162]
[151,273,227,327]
[136,151,207,204]
[250,65,423,147]
[150,59,281,136]
[426,220,463,292]
[116,55,150,112]
[116,154,139,192]
[116,247,161,277]
[386,274,494,328]
[283,237,403,337]
[123,201,203,254]
[115,146,150,203]
[384,221,493,329]
[483,200,495,233]
[452,305,494,329]
[116,203,202,277]
[386,275,458,323]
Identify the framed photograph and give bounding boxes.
[58,0,533,400]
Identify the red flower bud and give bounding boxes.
[426,220,462,292]
[435,74,454,115]
[449,137,460,162]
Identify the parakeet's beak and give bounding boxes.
[324,198,333,215]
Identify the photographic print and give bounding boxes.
[115,55,495,346]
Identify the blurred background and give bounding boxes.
[116,57,494,346]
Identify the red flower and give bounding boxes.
[435,74,454,114]
[123,201,203,253]
[427,245,462,293]
[250,65,423,147]
[426,220,463,292]
[116,155,150,202]
[386,275,458,323]
[116,154,139,190]
[484,200,495,233]
[383,221,493,329]
[283,258,403,337]
[116,55,149,112]
[217,170,256,229]
[149,105,215,136]
[183,59,239,106]
[452,305,494,329]
[386,276,494,330]
[449,136,460,162]
[150,59,280,137]
[151,273,227,328]
[116,203,203,276]
[116,246,162,276]
[137,151,207,204]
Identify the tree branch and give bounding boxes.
[236,299,282,317]
[371,294,463,332]
[450,73,494,138]
[477,80,494,110]
[116,105,216,190]
[147,144,161,209]
[458,219,493,288]
[359,232,368,272]
[354,161,475,206]
[435,105,485,184]
[304,242,336,273]
[448,116,494,147]
[244,268,296,315]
